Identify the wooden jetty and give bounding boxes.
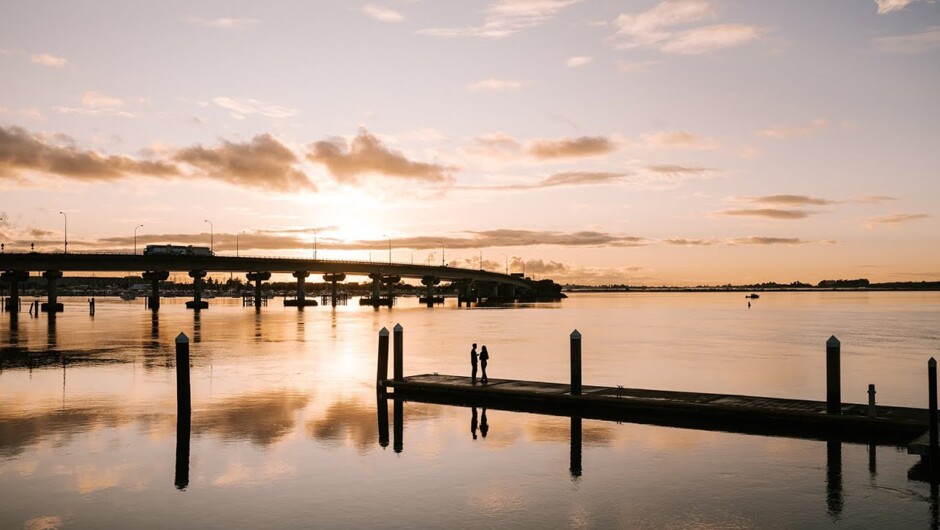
[376,327,940,449]
[386,374,927,444]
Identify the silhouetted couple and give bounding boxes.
[470,407,488,440]
[470,343,490,384]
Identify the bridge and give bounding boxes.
[0,252,542,311]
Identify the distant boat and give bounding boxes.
[120,291,136,301]
[746,293,760,299]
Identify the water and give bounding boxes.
[1,292,939,529]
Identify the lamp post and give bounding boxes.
[58,211,68,254]
[0,216,3,254]
[313,229,317,260]
[502,254,508,275]
[385,234,391,263]
[236,230,245,257]
[479,249,483,270]
[204,219,213,253]
[441,242,445,267]
[134,224,144,255]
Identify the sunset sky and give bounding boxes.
[1,0,938,285]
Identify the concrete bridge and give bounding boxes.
[0,252,539,311]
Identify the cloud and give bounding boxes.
[719,208,816,219]
[175,134,314,192]
[528,136,615,159]
[730,236,809,245]
[307,129,453,184]
[466,171,630,190]
[0,125,179,182]
[418,0,581,38]
[213,97,299,119]
[640,130,716,149]
[874,27,940,53]
[29,53,67,67]
[759,119,828,139]
[565,56,593,68]
[463,133,522,158]
[866,213,929,226]
[466,78,524,92]
[732,194,835,206]
[617,60,659,73]
[362,4,404,22]
[612,0,763,54]
[644,164,710,175]
[348,229,647,250]
[661,24,763,54]
[186,17,260,29]
[875,0,924,14]
[853,195,898,204]
[664,238,718,246]
[82,91,125,109]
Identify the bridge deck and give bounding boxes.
[386,374,928,444]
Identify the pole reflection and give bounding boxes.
[377,389,389,448]
[826,440,843,519]
[175,409,191,490]
[570,415,582,480]
[393,397,403,454]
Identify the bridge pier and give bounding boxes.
[420,276,441,308]
[143,271,169,310]
[384,275,400,308]
[2,271,29,312]
[185,270,208,310]
[285,271,317,307]
[41,270,64,313]
[323,273,346,307]
[247,272,272,309]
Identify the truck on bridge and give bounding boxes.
[143,245,214,257]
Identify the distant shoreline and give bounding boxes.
[564,287,940,293]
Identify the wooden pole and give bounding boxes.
[570,330,582,396]
[929,357,938,470]
[868,384,877,418]
[176,332,191,414]
[393,323,403,381]
[826,336,841,415]
[377,327,389,384]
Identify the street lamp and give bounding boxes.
[58,211,68,254]
[134,224,144,255]
[204,219,213,253]
[441,242,445,267]
[479,249,483,270]
[236,230,245,257]
[313,229,317,260]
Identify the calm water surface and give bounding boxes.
[1,292,939,529]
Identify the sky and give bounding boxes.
[0,0,938,285]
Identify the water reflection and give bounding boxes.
[192,390,309,446]
[175,409,191,490]
[46,312,56,350]
[826,440,843,519]
[393,397,403,454]
[471,407,478,440]
[570,415,582,479]
[377,390,389,448]
[0,404,130,458]
[193,310,201,343]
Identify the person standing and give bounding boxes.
[470,343,478,383]
[480,345,489,383]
